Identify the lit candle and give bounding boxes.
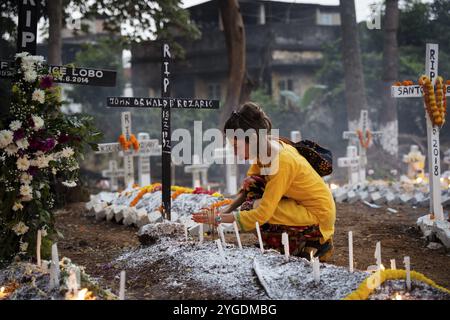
[218,224,226,246]
[348,231,354,272]
[404,256,411,291]
[312,254,320,284]
[215,239,226,263]
[375,241,382,270]
[36,230,42,268]
[281,232,289,262]
[233,221,242,249]
[198,223,204,244]
[119,270,126,300]
[255,222,264,254]
[390,259,396,270]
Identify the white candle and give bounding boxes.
[67,269,78,296]
[36,230,42,268]
[218,224,226,246]
[390,259,396,270]
[255,222,264,254]
[281,232,289,262]
[119,270,126,300]
[215,239,226,263]
[233,221,242,249]
[312,256,320,284]
[375,241,382,270]
[51,243,60,278]
[348,231,354,272]
[199,224,204,244]
[404,256,411,291]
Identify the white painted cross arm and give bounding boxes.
[95,140,160,155]
[391,84,450,98]
[106,97,220,109]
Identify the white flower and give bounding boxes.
[35,155,50,168]
[15,52,29,59]
[29,55,45,64]
[35,190,41,199]
[20,242,29,252]
[24,69,38,82]
[62,180,77,188]
[41,228,48,237]
[32,89,45,104]
[68,163,79,171]
[16,138,29,150]
[20,173,33,184]
[16,156,30,171]
[5,144,18,156]
[12,222,29,236]
[20,184,33,197]
[0,130,14,148]
[31,115,44,130]
[12,202,24,211]
[9,120,22,131]
[52,168,58,175]
[61,147,75,158]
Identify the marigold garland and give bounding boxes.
[419,75,447,127]
[129,183,162,207]
[118,134,140,151]
[344,269,450,300]
[356,129,372,149]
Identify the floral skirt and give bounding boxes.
[241,175,333,261]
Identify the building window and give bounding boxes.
[316,11,341,26]
[208,83,221,100]
[278,78,294,106]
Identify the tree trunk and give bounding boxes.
[339,0,368,131]
[218,0,246,127]
[380,0,399,156]
[47,0,63,65]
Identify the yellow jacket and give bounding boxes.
[235,140,336,241]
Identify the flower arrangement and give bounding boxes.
[356,129,372,149]
[129,183,162,207]
[118,134,139,151]
[419,75,447,127]
[0,52,102,264]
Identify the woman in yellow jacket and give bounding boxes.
[192,102,336,261]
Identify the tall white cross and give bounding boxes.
[391,43,449,221]
[213,142,238,195]
[184,154,210,188]
[338,145,360,186]
[101,160,125,191]
[119,132,161,187]
[343,110,383,184]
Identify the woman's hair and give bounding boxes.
[223,102,272,134]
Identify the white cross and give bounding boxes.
[119,132,161,187]
[101,160,125,191]
[184,154,210,188]
[213,142,238,195]
[343,110,383,184]
[391,43,449,221]
[290,130,302,143]
[338,145,360,186]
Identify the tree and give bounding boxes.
[47,0,63,65]
[218,0,246,126]
[339,0,368,130]
[379,0,399,157]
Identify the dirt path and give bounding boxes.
[55,202,450,299]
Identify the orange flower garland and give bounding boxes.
[419,75,447,127]
[118,134,140,151]
[130,183,162,207]
[356,129,372,149]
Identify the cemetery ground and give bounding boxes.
[54,201,450,299]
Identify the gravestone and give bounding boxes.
[338,146,360,186]
[101,160,124,191]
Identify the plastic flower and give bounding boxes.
[32,89,45,104]
[5,144,18,156]
[31,115,44,130]
[9,120,22,131]
[61,147,75,158]
[12,202,24,211]
[16,156,30,171]
[0,130,14,148]
[62,180,77,188]
[16,138,29,150]
[12,222,29,236]
[20,184,33,197]
[20,172,33,184]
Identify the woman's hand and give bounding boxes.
[191,208,216,225]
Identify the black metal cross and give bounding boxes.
[0,1,116,87]
[106,43,220,220]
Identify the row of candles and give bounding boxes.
[187,221,413,291]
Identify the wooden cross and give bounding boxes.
[106,43,219,220]
[213,143,238,196]
[391,43,449,221]
[343,110,383,184]
[95,112,160,187]
[102,160,125,191]
[338,145,360,186]
[0,1,116,87]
